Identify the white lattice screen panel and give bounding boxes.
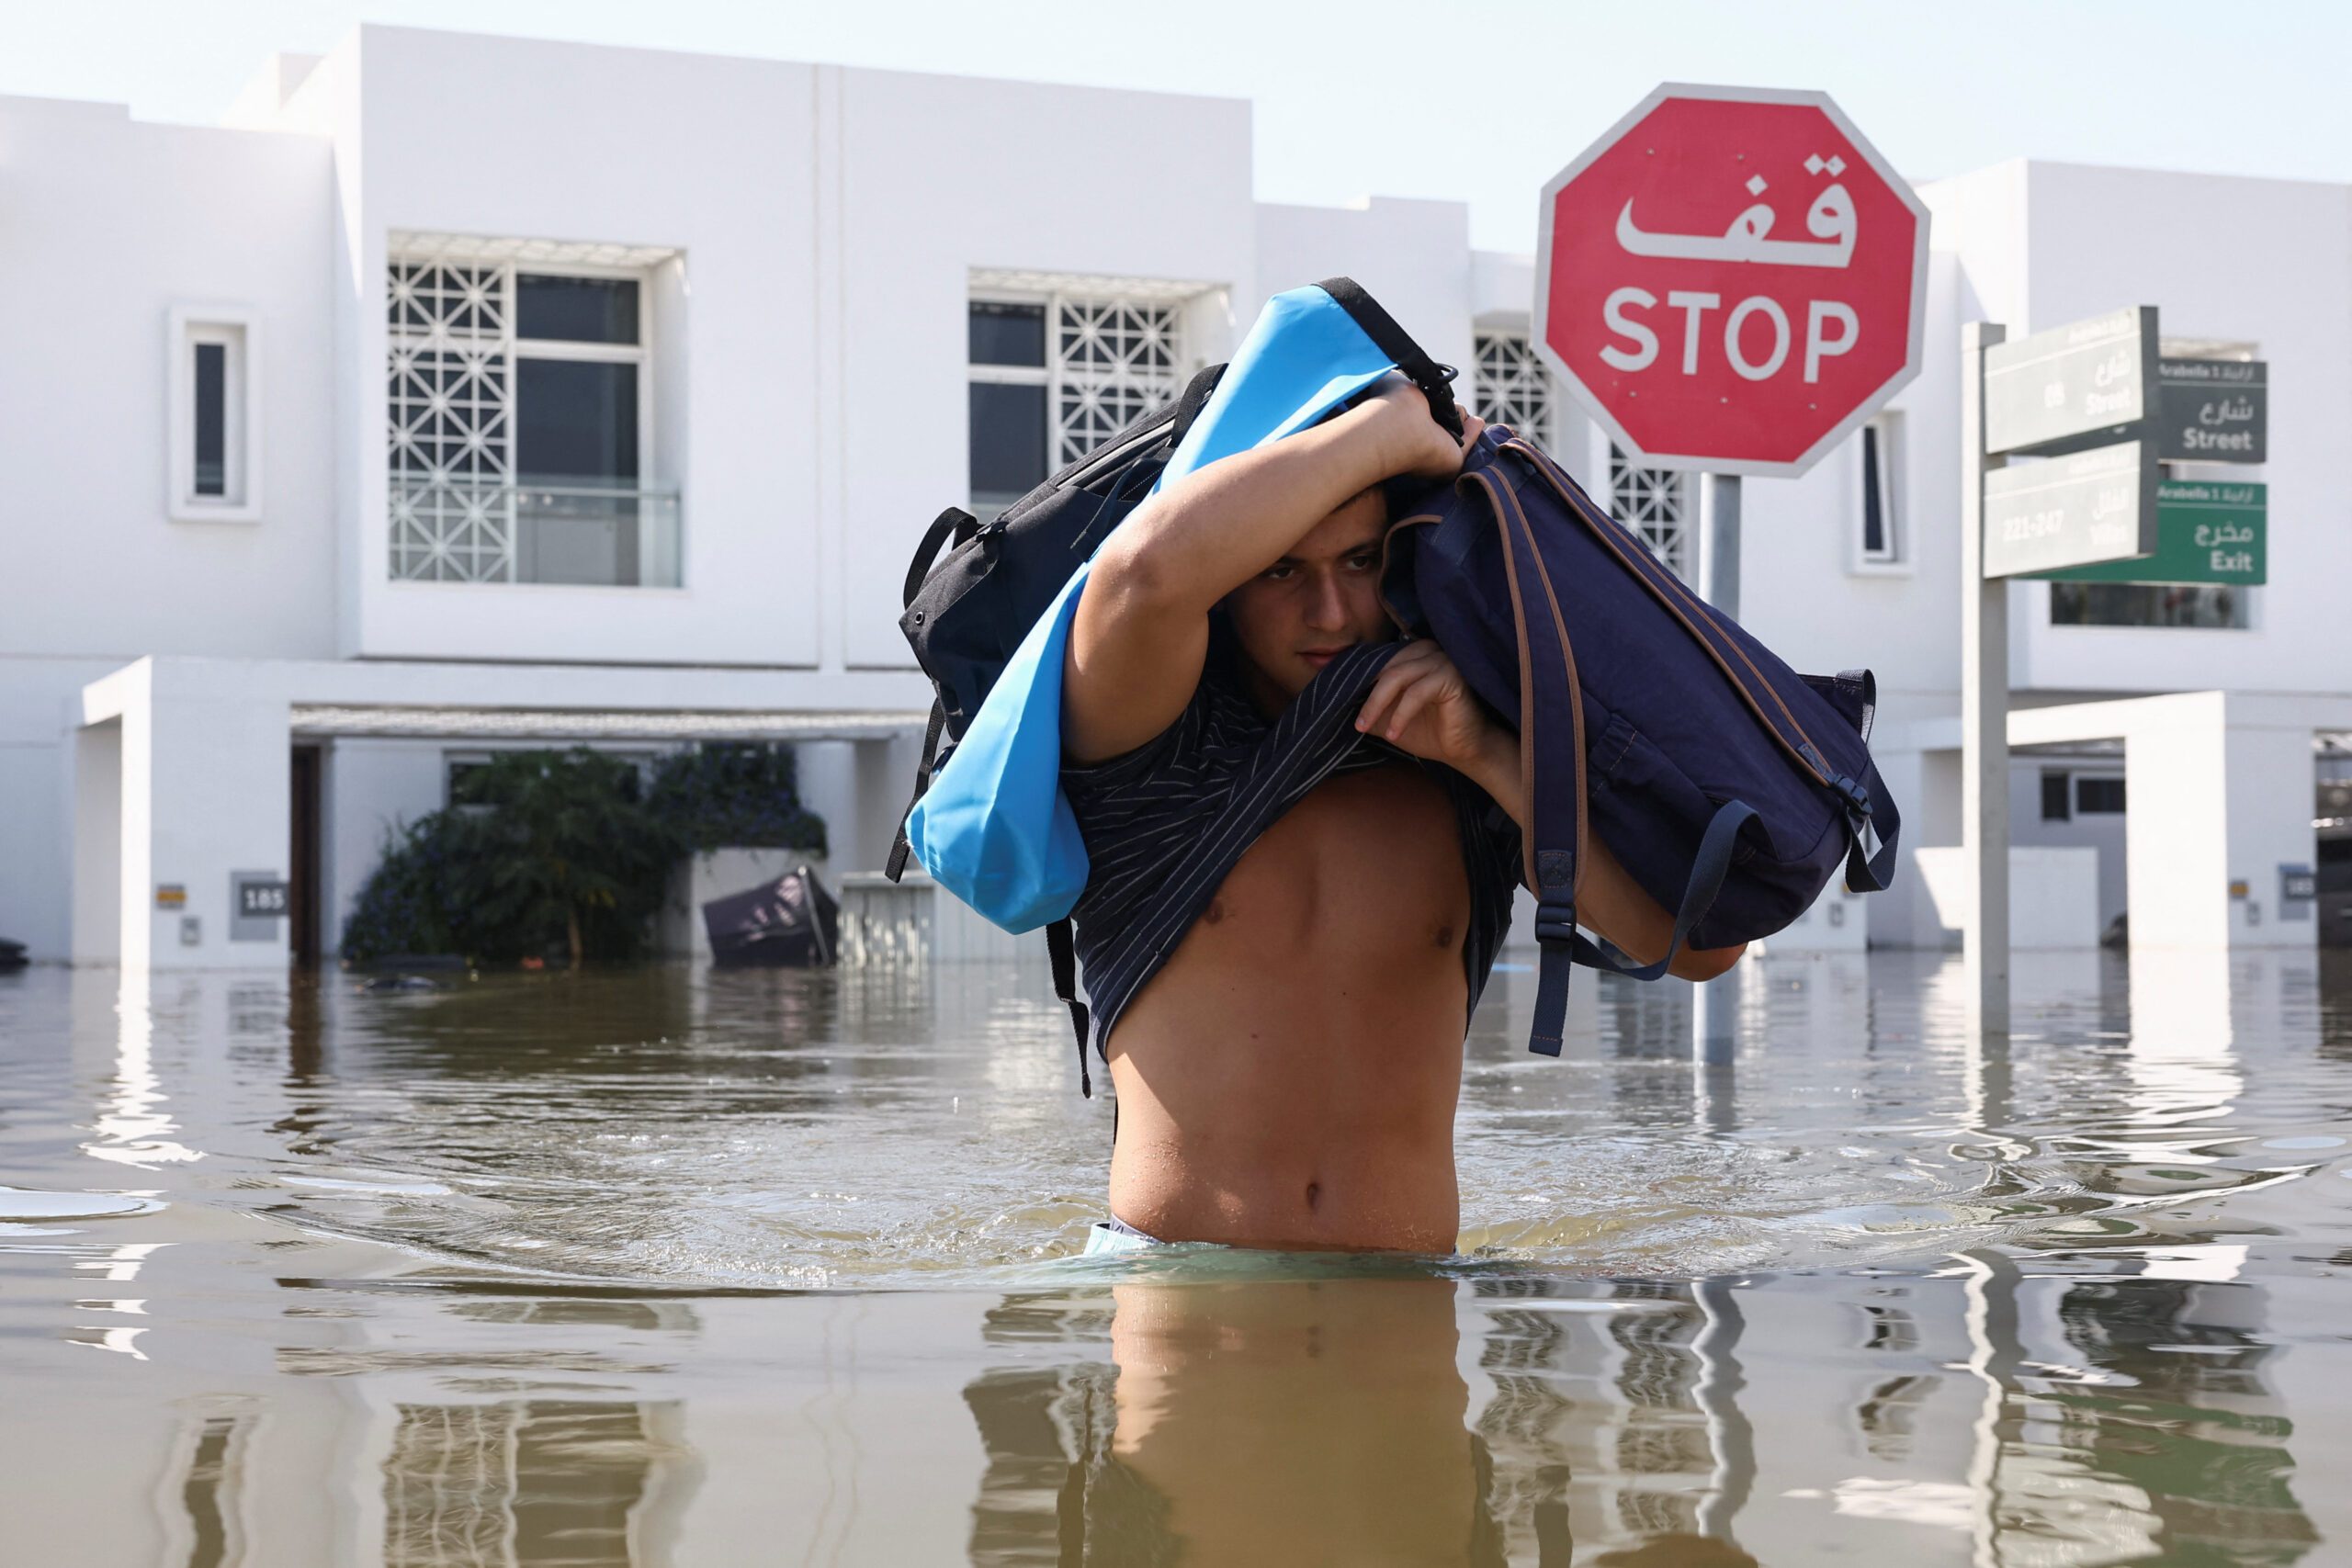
[1473,333,1553,446]
[388,261,515,582]
[1054,299,1182,464]
[1610,444,1690,580]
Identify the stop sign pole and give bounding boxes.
[1533,84,1928,1060]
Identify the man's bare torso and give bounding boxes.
[1104,757,1473,1251]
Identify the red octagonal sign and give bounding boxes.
[1535,84,1929,478]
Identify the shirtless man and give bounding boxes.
[1062,377,1743,1252]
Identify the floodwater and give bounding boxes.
[4,950,2351,1566]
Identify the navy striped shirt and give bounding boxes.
[1060,637,1524,1056]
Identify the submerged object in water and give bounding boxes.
[704,864,840,968]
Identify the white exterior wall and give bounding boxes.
[0,96,338,663]
[318,28,830,668]
[1731,247,1966,733]
[1,25,2346,964]
[1255,197,1476,386]
[832,64,1255,669]
[2009,750,2130,930]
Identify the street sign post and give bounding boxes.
[1535,84,1928,1066]
[1963,310,2275,1036]
[1964,307,2161,1037]
[1961,323,2010,1036]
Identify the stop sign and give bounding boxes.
[1534,84,1928,477]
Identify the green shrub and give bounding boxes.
[339,808,490,964]
[644,742,828,857]
[342,749,681,966]
[341,744,831,968]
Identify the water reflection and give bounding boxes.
[0,949,2347,1563]
[956,1254,2328,1564]
[966,1273,1510,1565]
[379,1400,695,1567]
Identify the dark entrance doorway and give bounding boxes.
[289,745,322,967]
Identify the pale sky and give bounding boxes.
[6,0,2348,254]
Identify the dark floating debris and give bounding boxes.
[356,975,445,994]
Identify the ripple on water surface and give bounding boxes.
[3,952,2350,1567]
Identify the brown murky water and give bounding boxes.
[4,949,2350,1564]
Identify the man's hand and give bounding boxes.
[1363,376,1487,481]
[1354,638,1496,770]
[1359,647,1748,983]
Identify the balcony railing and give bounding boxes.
[390,479,682,587]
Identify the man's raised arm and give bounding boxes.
[1061,379,1464,764]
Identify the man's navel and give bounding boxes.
[1204,897,1228,925]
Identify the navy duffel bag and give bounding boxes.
[1382,424,1900,1055]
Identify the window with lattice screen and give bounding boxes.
[1472,332,1551,446]
[1608,444,1690,580]
[967,294,1182,520]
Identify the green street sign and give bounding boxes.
[2029,480,2265,586]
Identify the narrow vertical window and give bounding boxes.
[967,300,1049,521]
[2041,770,2072,822]
[193,343,228,497]
[1860,424,1886,557]
[1857,413,1901,568]
[169,308,260,521]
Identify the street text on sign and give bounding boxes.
[2157,358,2267,463]
[1535,85,1929,477]
[1981,440,2159,578]
[1982,307,2155,457]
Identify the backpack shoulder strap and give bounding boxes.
[1478,466,1761,1052]
[1315,276,1464,440]
[903,507,978,610]
[884,700,949,884]
[1045,918,1095,1097]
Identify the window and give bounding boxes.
[167,307,261,521]
[2075,775,2126,815]
[2050,582,2248,629]
[446,753,495,811]
[1610,443,1690,579]
[1473,332,1551,446]
[388,255,676,586]
[968,300,1050,519]
[1856,413,1904,569]
[967,293,1182,520]
[2041,770,2072,822]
